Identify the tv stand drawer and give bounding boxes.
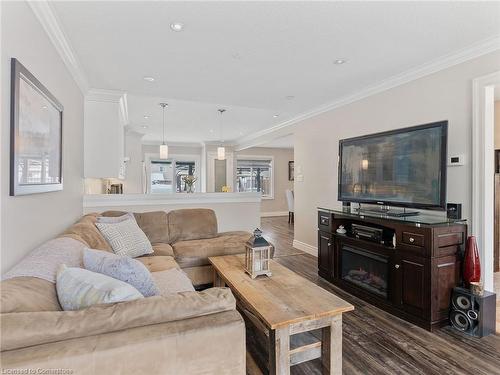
[402,232,425,247]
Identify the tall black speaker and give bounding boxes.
[449,287,496,337]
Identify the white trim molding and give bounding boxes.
[235,36,500,150]
[292,239,317,257]
[472,70,500,292]
[261,211,288,218]
[28,1,89,94]
[83,192,261,208]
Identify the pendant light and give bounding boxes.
[217,108,226,160]
[159,103,168,159]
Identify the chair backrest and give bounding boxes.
[285,190,294,212]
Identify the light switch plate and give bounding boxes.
[296,174,304,182]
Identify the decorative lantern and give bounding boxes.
[245,228,272,279]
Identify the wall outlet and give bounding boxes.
[296,174,304,182]
[448,155,465,166]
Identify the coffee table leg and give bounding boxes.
[269,326,290,375]
[321,315,342,375]
[213,270,225,287]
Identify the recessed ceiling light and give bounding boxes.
[285,95,295,100]
[334,59,347,65]
[273,114,279,118]
[170,22,184,32]
[42,105,48,109]
[143,76,155,82]
[141,125,148,129]
[209,129,214,133]
[143,115,150,119]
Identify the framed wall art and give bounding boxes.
[10,58,63,196]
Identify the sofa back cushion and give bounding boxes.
[0,277,61,313]
[101,210,171,244]
[168,209,218,242]
[59,214,112,251]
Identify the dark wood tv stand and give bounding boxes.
[317,208,467,331]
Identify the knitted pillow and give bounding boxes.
[95,218,153,258]
[83,248,159,297]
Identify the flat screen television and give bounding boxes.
[338,121,448,210]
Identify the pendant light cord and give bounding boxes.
[218,108,226,144]
[160,103,168,145]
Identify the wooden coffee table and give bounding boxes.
[209,254,354,375]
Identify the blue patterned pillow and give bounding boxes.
[83,248,159,297]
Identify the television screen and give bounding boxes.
[338,121,447,209]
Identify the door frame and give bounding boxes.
[472,70,500,291]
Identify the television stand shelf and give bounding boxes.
[317,207,467,331]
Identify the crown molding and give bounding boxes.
[28,1,89,94]
[235,35,500,150]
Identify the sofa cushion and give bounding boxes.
[83,249,159,297]
[1,288,236,351]
[96,218,154,258]
[136,255,179,273]
[183,265,215,286]
[168,208,218,242]
[56,265,144,311]
[0,277,61,313]
[101,210,170,244]
[59,214,112,252]
[151,269,195,296]
[151,243,174,257]
[172,231,251,268]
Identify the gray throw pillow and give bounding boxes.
[83,248,159,297]
[95,218,153,258]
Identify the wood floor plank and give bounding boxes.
[251,217,500,375]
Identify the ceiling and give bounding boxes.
[50,1,500,145]
[257,134,294,149]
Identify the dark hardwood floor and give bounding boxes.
[250,216,500,375]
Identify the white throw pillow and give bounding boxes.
[151,268,195,296]
[56,264,143,311]
[95,218,153,258]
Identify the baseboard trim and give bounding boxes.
[292,240,318,257]
[261,211,289,217]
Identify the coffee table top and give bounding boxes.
[209,254,354,329]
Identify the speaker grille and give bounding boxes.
[450,310,471,331]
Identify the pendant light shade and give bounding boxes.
[217,146,225,161]
[159,103,168,159]
[160,144,169,159]
[217,108,226,160]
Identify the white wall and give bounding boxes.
[235,147,294,214]
[495,101,500,149]
[293,50,500,249]
[1,1,84,273]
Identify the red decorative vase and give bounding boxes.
[463,236,481,286]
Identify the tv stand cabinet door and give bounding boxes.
[393,253,429,318]
[318,231,333,280]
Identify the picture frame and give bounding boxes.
[288,160,294,181]
[10,58,63,196]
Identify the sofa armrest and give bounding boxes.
[1,310,245,375]
[1,288,235,351]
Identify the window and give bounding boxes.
[149,158,198,194]
[236,158,273,198]
[150,160,173,193]
[175,161,196,193]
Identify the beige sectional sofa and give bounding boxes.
[1,208,252,374]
